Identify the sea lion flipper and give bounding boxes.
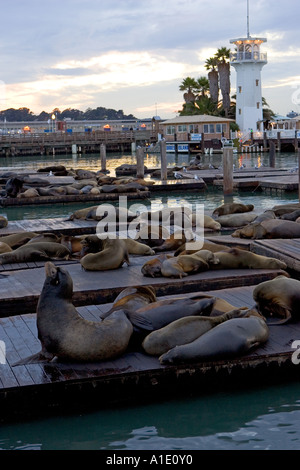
[12,351,55,366]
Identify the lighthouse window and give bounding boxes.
[238,86,242,93]
[239,109,242,115]
[257,102,260,109]
[256,79,259,86]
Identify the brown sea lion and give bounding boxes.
[80,238,129,271]
[212,248,287,270]
[159,310,268,364]
[213,203,254,217]
[136,225,170,248]
[280,209,300,221]
[271,203,300,217]
[141,254,170,278]
[174,240,230,256]
[0,232,38,248]
[61,235,86,254]
[67,206,98,221]
[153,230,193,253]
[27,233,61,245]
[142,307,257,356]
[124,238,155,256]
[190,214,221,231]
[160,250,218,279]
[0,242,71,264]
[17,188,39,198]
[253,275,300,324]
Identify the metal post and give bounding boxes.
[223,147,233,197]
[136,147,145,179]
[100,144,106,172]
[160,140,168,181]
[269,141,276,168]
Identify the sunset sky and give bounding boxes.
[1,0,299,119]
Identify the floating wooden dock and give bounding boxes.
[252,239,300,273]
[0,284,299,423]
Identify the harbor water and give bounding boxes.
[0,150,300,451]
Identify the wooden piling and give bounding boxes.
[295,130,299,152]
[269,141,276,168]
[136,147,145,179]
[223,147,233,196]
[298,149,300,202]
[100,144,107,172]
[160,140,168,181]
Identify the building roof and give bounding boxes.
[161,115,235,125]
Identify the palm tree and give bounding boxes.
[194,76,210,99]
[205,57,219,104]
[179,77,198,103]
[215,47,231,117]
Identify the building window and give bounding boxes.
[256,79,259,86]
[239,109,242,115]
[238,86,242,93]
[257,102,260,109]
[189,124,199,133]
[216,124,227,134]
[177,125,187,132]
[166,126,175,135]
[204,124,215,133]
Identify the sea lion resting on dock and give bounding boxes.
[0,242,71,265]
[142,307,256,356]
[101,286,157,319]
[80,235,155,257]
[174,240,230,256]
[213,203,254,217]
[80,238,129,271]
[14,262,133,365]
[0,242,12,254]
[161,250,220,279]
[141,254,170,278]
[159,310,269,364]
[190,214,221,231]
[0,232,38,248]
[211,248,287,271]
[215,212,257,228]
[233,219,300,240]
[253,276,300,324]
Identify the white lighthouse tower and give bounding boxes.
[230,0,267,134]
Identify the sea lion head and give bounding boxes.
[44,262,73,299]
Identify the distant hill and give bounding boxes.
[0,107,137,122]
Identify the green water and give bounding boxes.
[0,151,300,451]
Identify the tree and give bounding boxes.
[179,77,198,103]
[215,47,231,117]
[194,76,210,99]
[205,57,219,104]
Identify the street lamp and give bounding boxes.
[51,114,56,133]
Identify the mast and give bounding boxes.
[247,0,250,38]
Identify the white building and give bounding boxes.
[230,36,267,134]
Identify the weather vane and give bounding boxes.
[247,0,250,38]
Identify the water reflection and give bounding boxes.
[1,382,300,450]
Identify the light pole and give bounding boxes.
[51,114,56,133]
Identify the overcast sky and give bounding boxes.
[1,0,299,119]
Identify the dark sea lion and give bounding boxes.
[272,203,300,217]
[80,238,129,271]
[213,203,254,217]
[159,312,269,364]
[0,242,71,264]
[141,254,170,278]
[13,262,133,365]
[212,248,287,270]
[253,276,300,324]
[0,216,8,228]
[0,232,38,248]
[37,165,67,173]
[142,307,255,356]
[136,225,169,248]
[80,235,103,256]
[85,206,137,222]
[126,296,216,348]
[101,286,157,319]
[5,177,23,198]
[280,209,300,221]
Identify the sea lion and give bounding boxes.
[61,235,86,254]
[190,214,221,231]
[126,296,216,348]
[5,177,23,198]
[159,311,269,364]
[136,225,170,248]
[213,203,254,217]
[280,209,300,221]
[174,240,230,256]
[85,206,137,222]
[80,238,129,271]
[142,307,256,356]
[0,242,12,254]
[27,233,61,245]
[0,216,8,229]
[67,206,99,221]
[153,230,194,253]
[0,242,71,264]
[212,248,287,270]
[17,188,39,198]
[141,254,170,278]
[13,262,133,365]
[0,232,38,248]
[37,165,67,174]
[271,203,300,217]
[255,219,300,239]
[232,211,276,238]
[215,212,258,228]
[123,238,155,256]
[101,286,157,319]
[160,250,218,279]
[253,275,300,324]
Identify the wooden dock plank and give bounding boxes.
[252,239,300,272]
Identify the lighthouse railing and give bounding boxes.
[230,52,267,62]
